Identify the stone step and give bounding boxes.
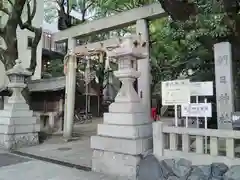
[91,135,152,155]
[0,117,37,125]
[103,112,150,125]
[97,123,152,139]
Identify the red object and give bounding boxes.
[151,108,157,121]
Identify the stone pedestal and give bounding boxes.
[91,38,152,179]
[0,60,39,150]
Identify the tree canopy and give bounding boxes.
[44,0,240,95]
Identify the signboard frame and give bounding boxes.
[161,79,190,106]
[190,81,213,96]
[181,103,212,118]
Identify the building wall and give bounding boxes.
[0,0,44,80]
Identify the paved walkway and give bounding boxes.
[15,118,102,168]
[16,136,92,168]
[15,117,176,169]
[0,152,125,180]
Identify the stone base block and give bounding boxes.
[103,112,149,125]
[92,150,141,180]
[0,132,39,150]
[0,124,40,134]
[1,110,33,118]
[98,123,152,139]
[0,117,37,125]
[109,102,146,113]
[91,136,152,155]
[4,103,29,110]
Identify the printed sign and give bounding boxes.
[190,81,213,96]
[232,112,240,122]
[162,79,190,105]
[181,103,212,117]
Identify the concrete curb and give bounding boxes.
[12,151,91,172]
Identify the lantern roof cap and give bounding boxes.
[6,59,32,77]
[107,38,147,59]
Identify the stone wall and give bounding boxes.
[138,155,240,180]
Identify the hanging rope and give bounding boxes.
[63,50,71,75]
[63,49,77,75]
[104,52,111,72]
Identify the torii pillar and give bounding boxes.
[63,48,77,139]
[136,19,151,117]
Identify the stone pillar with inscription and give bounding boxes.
[214,42,234,129]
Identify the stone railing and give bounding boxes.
[153,121,240,166]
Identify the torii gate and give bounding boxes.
[53,2,166,124]
[63,35,146,139]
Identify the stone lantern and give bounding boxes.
[91,37,152,180]
[6,59,32,104]
[0,59,39,150]
[110,38,145,103]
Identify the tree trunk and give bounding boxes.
[0,0,42,104]
[58,0,72,30]
[3,29,18,70]
[2,16,19,70]
[0,0,26,70]
[29,27,42,72]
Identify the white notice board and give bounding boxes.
[162,79,190,105]
[181,103,212,117]
[190,81,213,96]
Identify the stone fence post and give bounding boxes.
[153,122,164,156]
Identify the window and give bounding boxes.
[27,36,33,48]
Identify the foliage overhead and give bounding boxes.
[45,0,239,94]
[156,0,240,85]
